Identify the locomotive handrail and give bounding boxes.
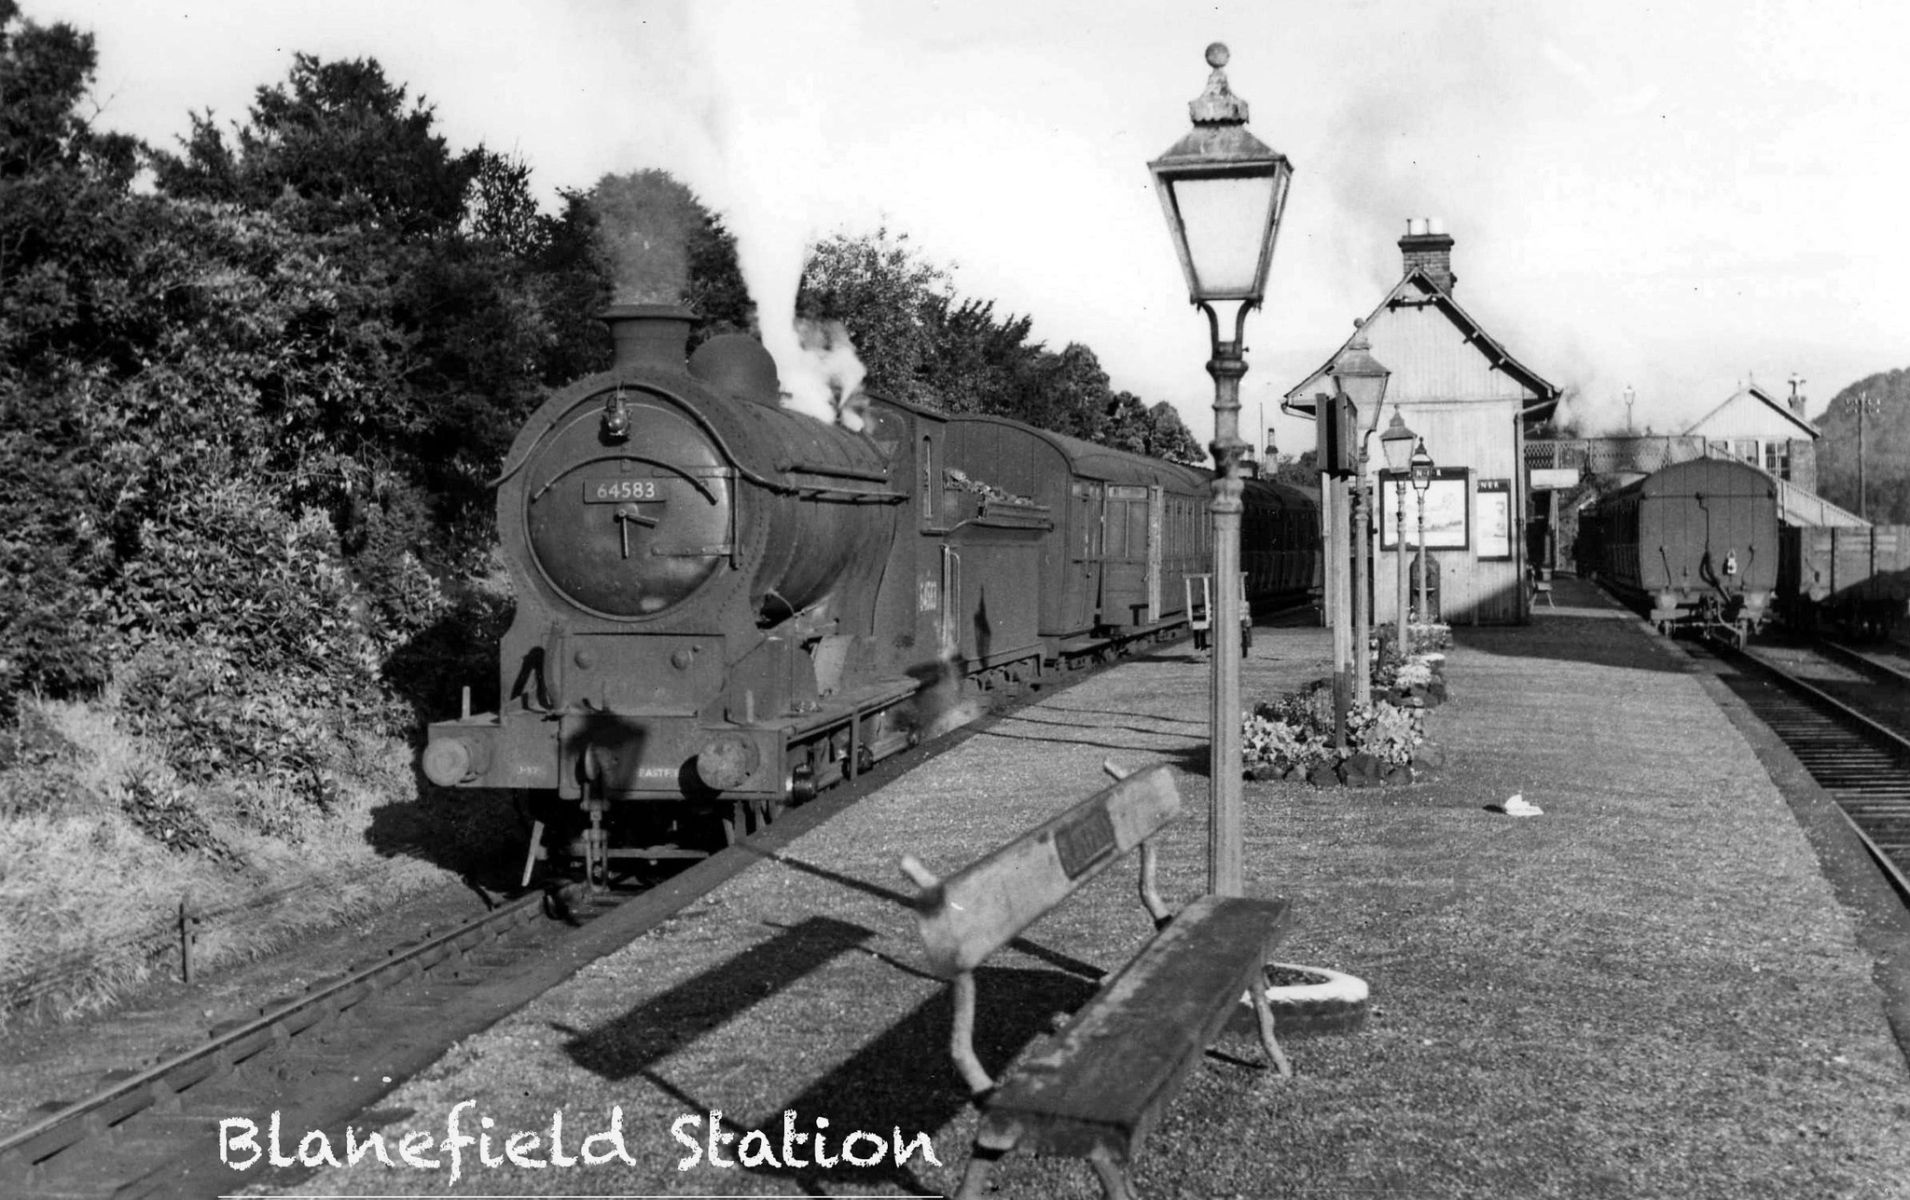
[491,378,859,501]
[790,486,908,503]
[779,460,892,483]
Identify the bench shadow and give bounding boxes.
[559,916,879,1080]
[554,912,1101,1196]
[756,965,1099,1196]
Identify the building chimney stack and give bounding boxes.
[1400,217,1457,294]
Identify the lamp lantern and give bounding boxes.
[1330,329,1390,418]
[1378,409,1417,657]
[1149,42,1292,899]
[1409,438,1435,493]
[1379,409,1416,473]
[1148,44,1293,311]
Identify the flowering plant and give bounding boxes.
[1392,659,1434,688]
[1243,686,1427,776]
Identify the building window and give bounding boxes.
[1733,438,1759,464]
[1764,441,1791,481]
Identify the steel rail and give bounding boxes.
[1,617,1234,1192]
[1817,637,1910,689]
[1722,643,1910,905]
[0,889,546,1171]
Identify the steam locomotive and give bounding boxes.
[421,306,1317,877]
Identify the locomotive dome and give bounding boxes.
[688,333,782,406]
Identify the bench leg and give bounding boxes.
[950,971,995,1095]
[1088,1145,1136,1200]
[954,1145,1003,1200]
[1250,981,1293,1079]
[520,819,545,888]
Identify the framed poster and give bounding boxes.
[1379,469,1470,550]
[1476,478,1512,560]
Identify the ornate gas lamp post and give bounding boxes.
[1149,43,1293,897]
[1330,333,1389,706]
[1409,439,1435,627]
[1378,409,1418,658]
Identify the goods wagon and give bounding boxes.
[1779,524,1910,637]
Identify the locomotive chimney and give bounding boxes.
[1400,217,1457,294]
[601,303,694,371]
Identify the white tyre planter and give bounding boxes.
[1231,962,1370,1038]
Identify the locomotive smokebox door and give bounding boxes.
[523,402,736,619]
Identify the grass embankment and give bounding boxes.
[272,620,1910,1199]
[0,693,517,1028]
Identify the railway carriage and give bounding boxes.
[1579,454,1910,644]
[1240,476,1321,613]
[1576,457,1779,646]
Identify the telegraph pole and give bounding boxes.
[1845,389,1881,520]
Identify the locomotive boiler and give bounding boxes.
[421,305,1293,878]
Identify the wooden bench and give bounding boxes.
[899,763,1294,1200]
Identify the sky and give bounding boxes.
[31,0,1910,453]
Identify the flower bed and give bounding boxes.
[1243,643,1450,787]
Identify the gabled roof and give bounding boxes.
[1281,268,1560,423]
[1681,384,1819,441]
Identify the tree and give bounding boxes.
[581,169,752,345]
[799,227,952,405]
[916,294,1041,415]
[0,0,141,377]
[153,54,477,239]
[1014,342,1112,440]
[1269,450,1320,489]
[1142,401,1204,465]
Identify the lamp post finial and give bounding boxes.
[1190,43,1249,124]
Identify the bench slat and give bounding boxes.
[977,894,1293,1161]
[912,766,1182,977]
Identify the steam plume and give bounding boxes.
[683,0,872,428]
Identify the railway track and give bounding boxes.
[1695,638,1910,903]
[1816,637,1910,690]
[0,623,1226,1199]
[0,735,909,1196]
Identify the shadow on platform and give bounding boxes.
[1450,615,1690,674]
[557,914,1098,1196]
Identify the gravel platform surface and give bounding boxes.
[248,601,1910,1199]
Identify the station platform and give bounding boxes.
[273,590,1910,1199]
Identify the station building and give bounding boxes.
[1683,383,1819,491]
[1283,219,1560,625]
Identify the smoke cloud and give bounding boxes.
[676,0,872,429]
[587,169,701,306]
